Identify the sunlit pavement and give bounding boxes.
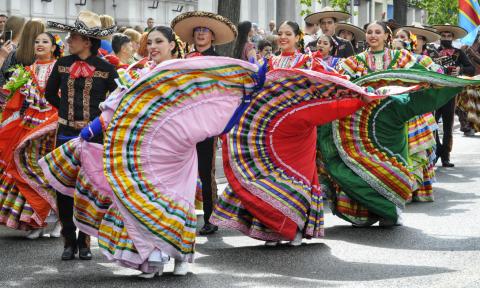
[0,125,479,288]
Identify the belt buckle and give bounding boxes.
[74,121,87,129]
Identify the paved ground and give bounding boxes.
[0,124,479,288]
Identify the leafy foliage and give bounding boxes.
[3,65,30,101]
[329,0,352,12]
[300,0,351,16]
[409,0,458,25]
[300,0,321,16]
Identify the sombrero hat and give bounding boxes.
[304,6,351,24]
[171,11,237,45]
[432,24,468,39]
[401,23,440,43]
[47,10,116,39]
[336,22,365,41]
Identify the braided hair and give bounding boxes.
[173,33,185,59]
[280,21,305,53]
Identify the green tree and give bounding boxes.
[409,0,459,25]
[328,0,352,12]
[300,0,322,16]
[216,0,241,57]
[300,0,351,17]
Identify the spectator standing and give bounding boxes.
[266,20,277,36]
[0,14,7,38]
[233,21,257,61]
[99,14,115,56]
[0,16,25,68]
[123,28,142,60]
[145,17,154,32]
[0,18,44,87]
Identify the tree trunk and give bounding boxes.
[216,0,241,57]
[276,0,289,28]
[393,0,408,25]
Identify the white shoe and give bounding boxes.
[49,221,62,238]
[26,228,44,239]
[264,240,279,247]
[395,214,404,226]
[287,231,303,247]
[137,266,163,279]
[173,259,189,276]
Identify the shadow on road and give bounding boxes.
[406,186,480,217]
[0,227,454,288]
[195,243,452,282]
[433,165,480,184]
[323,225,480,252]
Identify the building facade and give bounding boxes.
[0,0,198,29]
[0,0,424,32]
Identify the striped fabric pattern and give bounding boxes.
[40,139,144,267]
[212,75,326,240]
[335,190,375,225]
[407,114,437,202]
[13,121,58,213]
[338,48,417,78]
[352,69,480,205]
[0,167,35,229]
[212,68,372,241]
[39,58,257,270]
[353,69,480,88]
[459,0,480,33]
[332,99,415,209]
[0,77,58,229]
[104,60,257,262]
[97,204,140,263]
[213,185,282,240]
[457,86,480,132]
[408,115,436,157]
[41,139,80,195]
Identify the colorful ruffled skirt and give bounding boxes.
[40,57,258,272]
[211,68,376,241]
[457,86,480,132]
[323,69,480,226]
[0,92,58,230]
[407,113,437,202]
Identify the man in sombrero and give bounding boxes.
[336,22,365,53]
[171,11,237,236]
[304,6,355,58]
[45,10,118,261]
[432,24,475,166]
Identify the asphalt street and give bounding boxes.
[0,124,479,288]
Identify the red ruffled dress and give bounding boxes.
[0,60,58,230]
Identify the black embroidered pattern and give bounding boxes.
[47,21,117,38]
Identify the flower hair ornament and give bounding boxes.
[53,34,65,58]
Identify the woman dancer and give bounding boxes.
[211,60,382,246]
[319,22,480,226]
[312,34,341,73]
[400,24,444,202]
[233,21,257,61]
[269,21,311,69]
[40,24,259,277]
[0,32,63,238]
